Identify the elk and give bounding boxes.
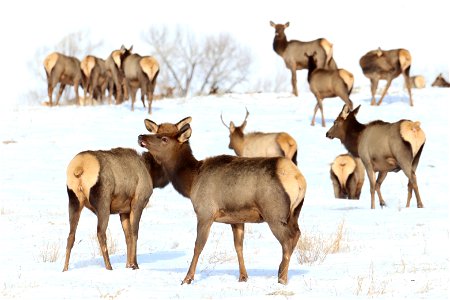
[359,47,413,106]
[118,45,160,113]
[138,117,307,284]
[43,52,83,106]
[407,75,426,89]
[63,123,174,271]
[330,154,365,200]
[431,73,450,87]
[305,52,354,127]
[220,108,298,164]
[105,46,128,104]
[326,105,426,209]
[270,21,337,97]
[80,55,112,104]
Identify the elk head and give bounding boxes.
[326,105,359,140]
[220,108,250,150]
[270,21,289,36]
[139,117,192,163]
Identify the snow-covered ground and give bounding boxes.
[0,87,448,299]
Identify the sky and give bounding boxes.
[0,0,448,106]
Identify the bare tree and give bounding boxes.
[142,26,252,97]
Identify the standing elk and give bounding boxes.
[118,45,160,114]
[105,46,128,104]
[220,108,298,164]
[359,47,413,106]
[80,55,112,104]
[44,52,83,106]
[330,154,365,200]
[63,122,174,271]
[305,52,354,127]
[138,117,307,284]
[431,73,450,87]
[326,105,426,209]
[270,21,337,97]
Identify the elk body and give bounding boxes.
[306,52,354,127]
[270,21,337,97]
[431,73,450,87]
[80,55,111,104]
[221,109,298,164]
[118,46,160,113]
[359,47,413,106]
[44,52,83,106]
[330,154,365,200]
[63,136,171,271]
[138,117,307,284]
[326,105,426,209]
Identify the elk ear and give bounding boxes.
[144,119,159,133]
[230,121,236,133]
[270,21,275,27]
[351,105,361,116]
[340,105,351,119]
[176,116,192,130]
[177,124,192,143]
[285,22,290,28]
[129,45,133,52]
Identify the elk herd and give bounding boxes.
[61,21,435,284]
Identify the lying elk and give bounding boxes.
[63,125,173,271]
[306,52,354,127]
[220,108,298,164]
[431,73,450,87]
[407,75,426,89]
[44,52,83,106]
[330,154,365,200]
[138,117,307,284]
[105,46,128,104]
[359,47,413,106]
[326,105,426,209]
[270,21,337,97]
[118,45,160,113]
[80,55,112,104]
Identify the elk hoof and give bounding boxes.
[181,277,194,285]
[238,275,248,282]
[278,278,287,285]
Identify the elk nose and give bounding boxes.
[138,135,146,147]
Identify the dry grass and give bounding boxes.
[354,262,389,297]
[296,219,347,265]
[90,229,119,258]
[39,241,60,263]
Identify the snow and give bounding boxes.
[0,86,449,299]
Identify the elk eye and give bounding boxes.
[161,136,169,143]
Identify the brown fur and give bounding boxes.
[359,48,413,106]
[306,52,354,127]
[44,52,83,106]
[330,154,365,200]
[326,105,425,209]
[63,129,171,271]
[270,21,337,97]
[431,74,450,87]
[118,46,160,113]
[138,117,307,285]
[407,75,426,89]
[221,109,298,164]
[105,47,128,104]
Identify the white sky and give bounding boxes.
[0,0,448,105]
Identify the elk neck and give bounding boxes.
[162,142,200,198]
[273,33,288,56]
[342,118,366,158]
[142,152,170,188]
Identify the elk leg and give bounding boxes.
[231,224,248,282]
[267,221,296,285]
[130,87,138,112]
[375,171,388,207]
[376,79,393,106]
[120,213,133,268]
[365,165,377,209]
[128,205,145,269]
[56,83,66,106]
[290,68,298,97]
[74,80,80,105]
[147,78,157,114]
[47,82,54,106]
[311,102,319,126]
[369,78,379,105]
[182,218,213,285]
[403,169,423,208]
[317,98,326,127]
[96,212,112,270]
[63,190,83,272]
[402,72,414,106]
